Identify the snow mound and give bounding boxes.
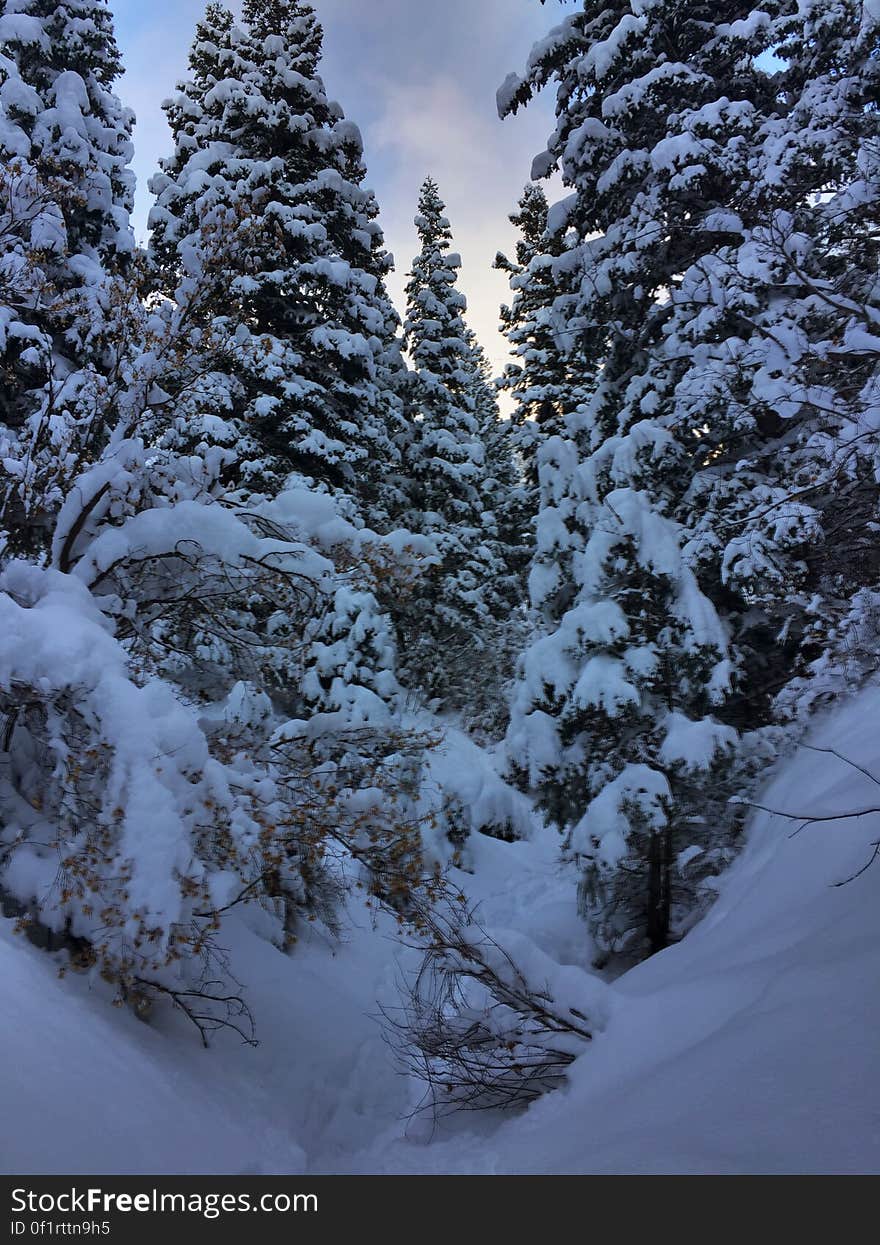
[384,686,880,1173]
[4,687,880,1173]
[0,928,303,1175]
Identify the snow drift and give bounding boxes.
[3,686,880,1174]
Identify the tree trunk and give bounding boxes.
[646,826,672,955]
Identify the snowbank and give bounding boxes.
[3,687,880,1173]
[379,687,880,1173]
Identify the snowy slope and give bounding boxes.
[382,687,880,1174]
[3,692,880,1174]
[0,825,576,1174]
[0,900,423,1175]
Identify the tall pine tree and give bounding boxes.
[0,0,135,556]
[495,183,580,496]
[466,326,528,625]
[501,0,785,957]
[670,0,880,722]
[148,0,406,515]
[394,177,504,721]
[495,181,593,692]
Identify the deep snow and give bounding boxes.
[3,690,880,1174]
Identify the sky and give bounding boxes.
[112,0,565,388]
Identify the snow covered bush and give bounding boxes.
[0,561,305,1025]
[0,469,448,1037]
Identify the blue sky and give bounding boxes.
[112,0,564,383]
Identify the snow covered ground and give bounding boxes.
[3,691,880,1174]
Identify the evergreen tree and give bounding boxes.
[148,0,406,514]
[394,177,501,718]
[145,1,425,774]
[671,0,880,722]
[495,183,579,495]
[401,177,485,528]
[466,327,528,621]
[495,182,593,701]
[501,0,784,957]
[0,0,135,556]
[298,584,400,733]
[464,329,530,735]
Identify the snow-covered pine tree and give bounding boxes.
[495,183,579,498]
[458,328,529,736]
[297,583,401,734]
[394,177,502,719]
[672,0,880,722]
[148,0,406,516]
[495,181,594,729]
[466,327,528,622]
[501,1,788,957]
[0,0,135,557]
[146,0,421,782]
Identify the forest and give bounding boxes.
[1,0,878,1176]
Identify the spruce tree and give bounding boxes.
[501,0,784,957]
[0,0,135,556]
[495,184,579,496]
[394,177,500,718]
[401,177,484,529]
[495,181,593,695]
[466,327,528,621]
[671,0,880,721]
[144,2,429,772]
[148,0,406,513]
